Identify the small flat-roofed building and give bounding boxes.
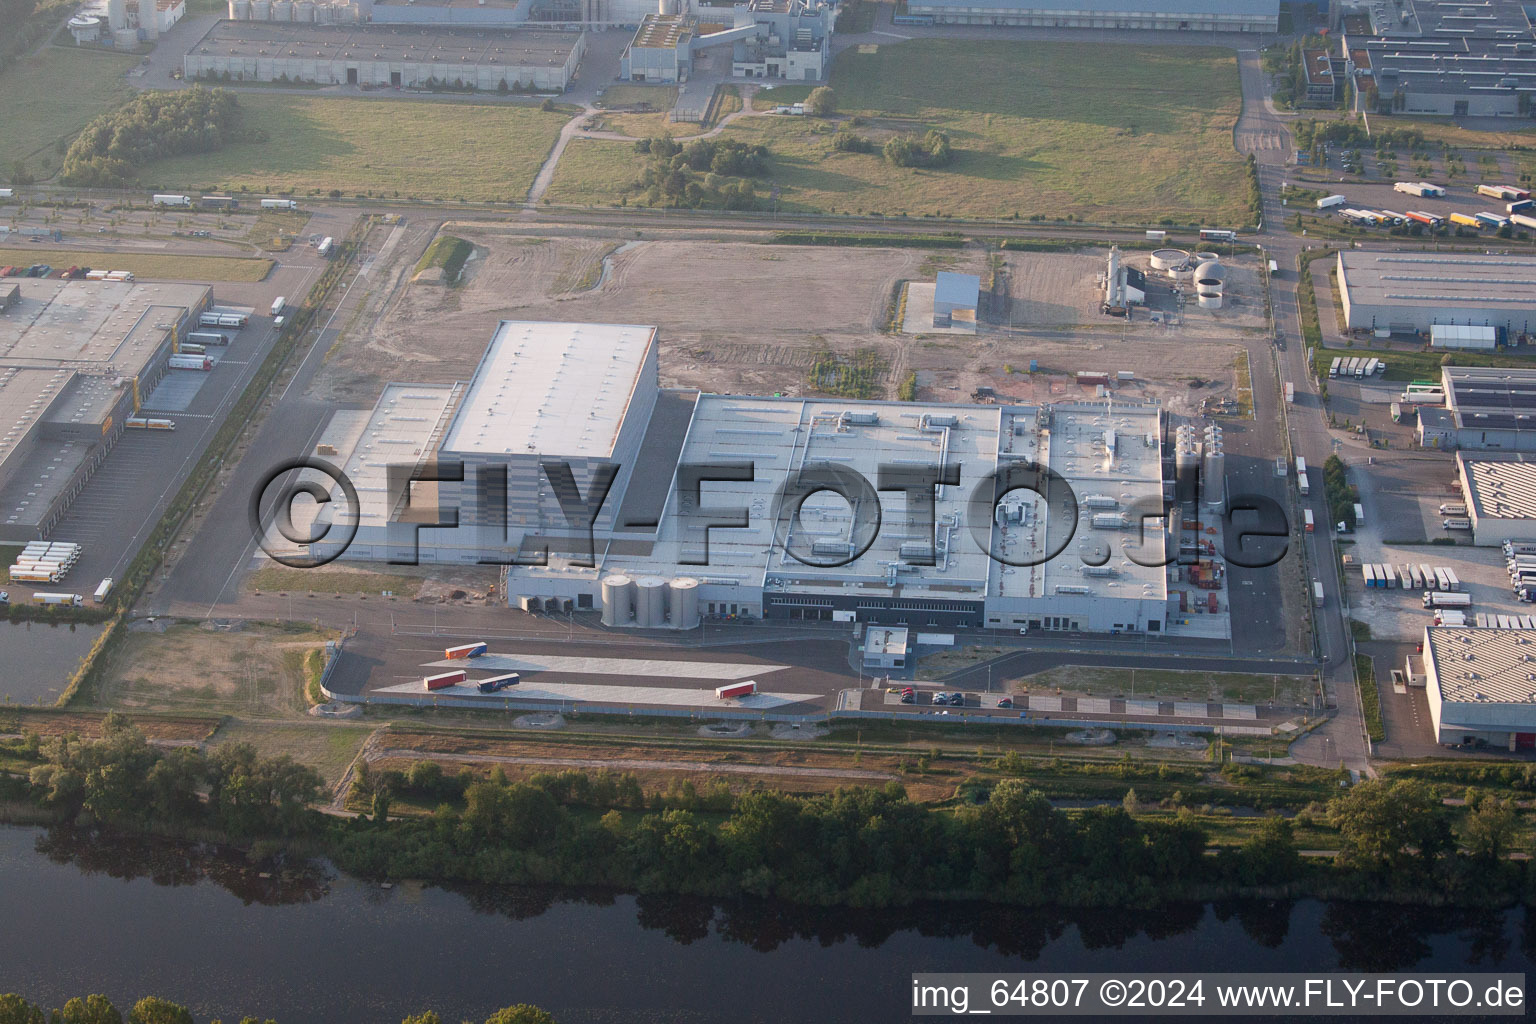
[1431,324,1499,351]
[0,285,17,313]
[863,625,909,669]
[902,0,1277,31]
[1456,452,1536,547]
[1300,48,1342,106]
[184,22,587,92]
[1335,251,1536,335]
[933,271,979,329]
[621,14,694,82]
[1422,626,1536,749]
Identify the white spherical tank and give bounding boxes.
[1195,260,1225,310]
[668,577,700,629]
[600,574,634,626]
[634,576,666,628]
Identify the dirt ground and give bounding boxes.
[99,621,337,716]
[0,709,220,742]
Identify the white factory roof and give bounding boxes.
[1424,626,1536,706]
[1458,453,1536,521]
[1337,251,1536,309]
[440,321,656,459]
[0,279,209,376]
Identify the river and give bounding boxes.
[0,620,106,705]
[0,826,1530,1023]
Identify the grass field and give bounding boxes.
[0,248,273,282]
[210,721,373,785]
[140,95,570,202]
[0,47,138,173]
[547,40,1247,223]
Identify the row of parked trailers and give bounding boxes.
[1505,541,1536,602]
[424,641,759,700]
[9,541,81,584]
[1362,562,1461,591]
[1328,357,1385,379]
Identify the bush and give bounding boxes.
[805,86,836,116]
[832,131,874,154]
[884,130,952,168]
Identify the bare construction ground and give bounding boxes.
[96,621,338,717]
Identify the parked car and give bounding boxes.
[899,694,915,705]
[946,693,964,706]
[931,692,950,704]
[996,697,1014,708]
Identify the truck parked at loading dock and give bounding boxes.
[444,642,487,659]
[716,681,758,699]
[168,354,212,370]
[423,670,466,691]
[476,673,520,693]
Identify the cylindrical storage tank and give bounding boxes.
[294,1,314,20]
[634,576,666,628]
[1203,444,1226,508]
[1195,251,1220,263]
[234,0,252,15]
[271,0,291,18]
[1174,429,1199,504]
[251,0,270,18]
[600,574,634,626]
[1194,260,1224,287]
[1197,291,1223,310]
[314,2,331,22]
[1148,248,1189,272]
[668,577,700,629]
[113,26,138,46]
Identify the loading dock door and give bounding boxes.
[347,67,359,85]
[391,71,402,88]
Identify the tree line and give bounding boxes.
[60,88,263,188]
[0,993,556,1024]
[2,719,1533,908]
[630,136,768,210]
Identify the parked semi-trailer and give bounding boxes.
[168,354,212,370]
[1475,212,1511,229]
[1512,214,1536,231]
[201,195,238,209]
[1304,509,1315,532]
[271,296,286,317]
[1449,213,1484,228]
[1404,211,1442,226]
[1313,581,1325,607]
[151,194,191,207]
[1423,591,1472,608]
[1395,181,1445,197]
[1477,184,1529,201]
[260,198,299,210]
[1285,382,1295,403]
[1509,199,1534,214]
[1353,503,1365,526]
[716,681,758,700]
[424,670,466,691]
[1316,194,1347,210]
[444,642,488,659]
[476,673,520,693]
[187,331,227,346]
[1443,517,1472,531]
[1329,357,1342,377]
[179,343,206,356]
[1199,229,1237,242]
[93,578,113,602]
[317,236,335,258]
[31,593,83,606]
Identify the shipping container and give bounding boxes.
[168,354,212,370]
[715,681,758,699]
[1145,230,1166,241]
[260,198,299,210]
[92,578,113,602]
[423,670,466,691]
[151,194,191,207]
[444,642,488,659]
[1363,563,1376,586]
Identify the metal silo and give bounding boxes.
[1174,424,1199,504]
[634,576,666,628]
[600,574,634,626]
[294,1,314,20]
[251,0,270,19]
[271,0,292,19]
[1203,439,1226,511]
[233,0,252,16]
[314,2,332,23]
[668,577,700,629]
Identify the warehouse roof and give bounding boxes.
[1424,626,1536,705]
[908,0,1275,12]
[630,13,694,50]
[1442,366,1536,431]
[0,366,72,473]
[934,271,979,310]
[1459,452,1536,521]
[1360,0,1536,98]
[1337,251,1536,309]
[440,321,656,458]
[0,279,207,377]
[193,21,579,65]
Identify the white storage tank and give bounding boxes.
[251,0,270,18]
[68,14,102,43]
[668,577,701,629]
[294,0,314,20]
[634,576,666,628]
[600,574,634,626]
[113,27,139,46]
[1195,259,1225,310]
[271,0,292,18]
[234,0,252,15]
[314,2,332,22]
[1148,248,1189,272]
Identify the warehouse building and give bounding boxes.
[1348,0,1536,118]
[620,14,694,82]
[728,0,832,81]
[0,279,210,541]
[307,320,1176,636]
[1334,251,1536,336]
[1418,367,1536,452]
[1456,452,1536,547]
[1421,626,1536,749]
[932,271,979,330]
[185,21,586,92]
[901,0,1277,31]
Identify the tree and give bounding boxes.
[1460,797,1519,864]
[483,1005,557,1024]
[1327,779,1451,874]
[55,995,122,1024]
[0,994,47,1024]
[805,86,836,116]
[1237,816,1300,884]
[8,160,33,189]
[129,997,194,1024]
[401,1014,442,1024]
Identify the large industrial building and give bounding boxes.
[1421,626,1536,749]
[900,0,1277,32]
[1345,0,1536,118]
[0,280,211,541]
[186,21,586,91]
[1334,251,1536,336]
[1455,452,1536,547]
[1418,367,1536,452]
[308,320,1183,636]
[620,14,695,82]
